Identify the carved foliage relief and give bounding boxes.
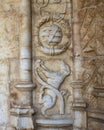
[79,1,104,129]
[79,0,104,56]
[32,0,72,120]
[78,0,104,108]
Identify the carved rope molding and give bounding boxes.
[10,0,35,130]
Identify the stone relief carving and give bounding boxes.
[82,59,104,109]
[34,0,66,21]
[82,60,97,108]
[0,0,104,129]
[32,0,72,128]
[78,1,104,129]
[35,0,49,15]
[34,59,71,116]
[79,2,104,56]
[36,17,70,55]
[94,61,104,86]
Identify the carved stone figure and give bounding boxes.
[34,59,70,116]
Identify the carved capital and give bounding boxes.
[10,107,35,130]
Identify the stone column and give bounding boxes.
[10,0,35,129]
[72,0,87,130]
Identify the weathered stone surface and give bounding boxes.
[0,0,104,130]
[0,61,10,129]
[78,0,104,130]
[32,1,73,129]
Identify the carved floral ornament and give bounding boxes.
[35,17,70,55]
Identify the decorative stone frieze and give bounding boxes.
[32,0,73,129]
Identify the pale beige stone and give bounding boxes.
[0,0,104,130]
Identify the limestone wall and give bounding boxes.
[78,0,104,130]
[0,1,20,129]
[0,0,103,130]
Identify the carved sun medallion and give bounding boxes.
[36,17,70,55]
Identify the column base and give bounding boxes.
[10,82,35,129]
[10,107,35,130]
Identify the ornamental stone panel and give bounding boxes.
[0,0,104,130]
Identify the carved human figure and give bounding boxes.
[34,59,70,116]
